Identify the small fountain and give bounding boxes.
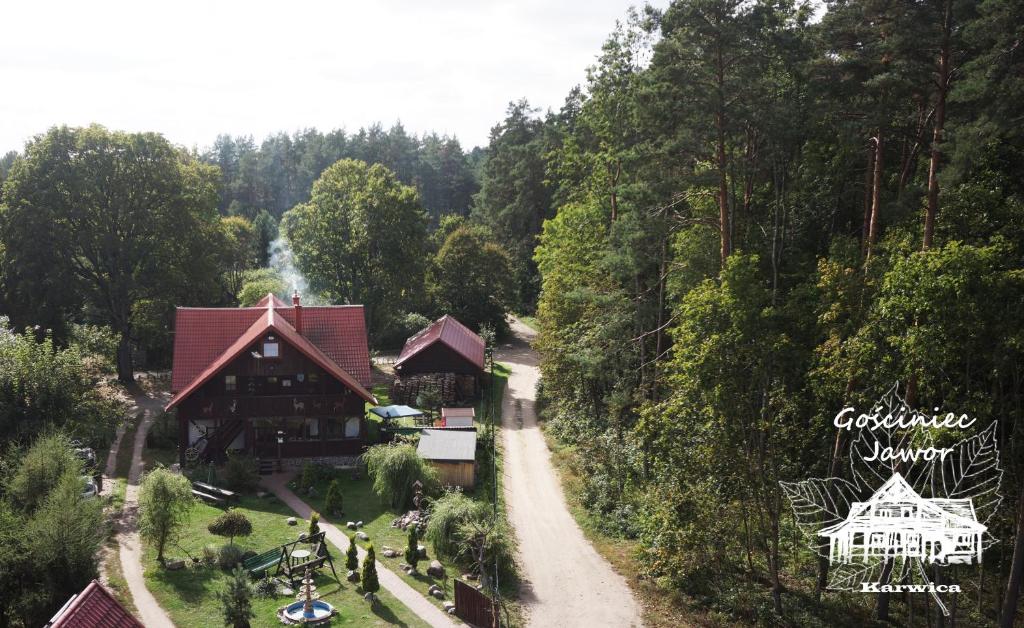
[277,568,337,625]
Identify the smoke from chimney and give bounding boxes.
[268,237,324,305]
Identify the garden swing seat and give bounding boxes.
[243,547,284,578]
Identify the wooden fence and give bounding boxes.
[454,579,499,627]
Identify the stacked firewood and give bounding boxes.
[390,373,459,406]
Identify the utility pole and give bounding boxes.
[486,337,500,627]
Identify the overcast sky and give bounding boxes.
[0,0,660,155]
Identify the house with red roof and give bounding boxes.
[395,315,486,396]
[167,293,376,466]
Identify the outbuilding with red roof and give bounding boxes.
[395,315,486,396]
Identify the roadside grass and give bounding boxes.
[540,430,884,628]
[542,433,705,627]
[514,315,539,333]
[108,477,127,513]
[142,493,429,627]
[113,411,143,478]
[102,539,138,617]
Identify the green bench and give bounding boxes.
[242,548,282,578]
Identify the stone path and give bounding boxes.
[497,318,643,627]
[263,474,459,628]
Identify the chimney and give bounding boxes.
[292,291,303,334]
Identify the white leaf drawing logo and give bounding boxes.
[781,384,1003,616]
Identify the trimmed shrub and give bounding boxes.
[208,510,253,545]
[362,544,379,596]
[252,577,277,599]
[218,543,246,570]
[299,462,315,492]
[222,454,260,492]
[346,535,359,572]
[404,525,420,572]
[324,480,343,516]
[308,511,320,538]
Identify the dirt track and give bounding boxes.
[498,319,642,627]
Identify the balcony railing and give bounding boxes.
[186,393,358,419]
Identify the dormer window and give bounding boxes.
[263,339,280,358]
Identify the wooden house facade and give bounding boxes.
[167,293,376,465]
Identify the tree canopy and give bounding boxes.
[0,125,226,381]
[282,159,428,340]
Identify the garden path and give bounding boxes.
[116,388,176,628]
[263,473,459,628]
[497,318,643,627]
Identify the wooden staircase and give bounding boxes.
[257,459,275,475]
[200,419,245,463]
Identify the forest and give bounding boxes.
[0,0,1021,625]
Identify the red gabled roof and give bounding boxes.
[167,295,375,409]
[48,580,142,628]
[255,293,289,308]
[396,315,485,372]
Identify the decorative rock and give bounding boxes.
[443,601,456,612]
[287,517,297,526]
[426,560,445,578]
[256,491,268,498]
[281,587,294,596]
[417,544,427,558]
[165,559,185,570]
[356,520,364,528]
[346,521,357,530]
[356,531,369,541]
[405,567,414,575]
[298,532,308,541]
[382,549,399,558]
[431,588,445,600]
[346,570,360,583]
[364,592,376,603]
[398,562,410,570]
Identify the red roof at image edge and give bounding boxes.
[47,580,142,627]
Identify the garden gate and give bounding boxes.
[454,579,499,627]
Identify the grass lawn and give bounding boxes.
[299,468,465,618]
[142,493,429,627]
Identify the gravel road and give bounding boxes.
[498,319,642,628]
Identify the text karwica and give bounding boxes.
[833,407,977,462]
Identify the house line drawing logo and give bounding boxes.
[819,472,986,566]
[781,383,1003,616]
